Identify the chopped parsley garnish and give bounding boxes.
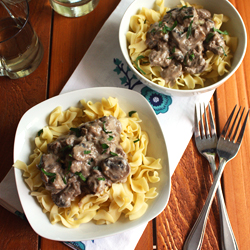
[144,19,147,24]
[37,129,43,136]
[162,20,177,34]
[159,21,163,27]
[101,143,109,154]
[150,28,156,33]
[41,168,56,177]
[206,33,214,43]
[110,152,118,156]
[133,55,146,75]
[107,135,113,141]
[171,46,176,53]
[101,143,109,149]
[97,177,105,181]
[84,150,91,154]
[88,158,94,165]
[189,53,195,61]
[213,27,229,35]
[183,15,193,20]
[103,121,112,134]
[167,56,173,59]
[68,154,72,157]
[179,5,187,10]
[62,176,67,184]
[70,127,81,137]
[75,172,86,182]
[133,139,140,143]
[60,145,73,152]
[67,161,72,173]
[129,111,137,117]
[219,46,227,56]
[186,20,193,39]
[93,166,101,170]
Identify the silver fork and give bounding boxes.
[184,104,249,250]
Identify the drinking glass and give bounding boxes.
[0,0,44,79]
[49,0,100,18]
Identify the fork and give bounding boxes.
[191,103,238,250]
[184,104,249,250]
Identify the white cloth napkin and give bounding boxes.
[0,0,214,249]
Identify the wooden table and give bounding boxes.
[0,0,249,249]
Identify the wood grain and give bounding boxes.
[156,137,220,250]
[0,1,52,249]
[48,0,121,97]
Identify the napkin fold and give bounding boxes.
[0,0,214,249]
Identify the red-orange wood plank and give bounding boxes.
[0,1,52,249]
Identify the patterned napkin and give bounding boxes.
[0,0,214,249]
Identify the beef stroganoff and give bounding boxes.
[126,0,237,89]
[14,97,162,228]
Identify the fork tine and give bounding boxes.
[236,109,249,144]
[231,107,244,141]
[204,103,210,138]
[200,104,205,139]
[228,106,242,140]
[194,105,200,138]
[221,105,237,138]
[208,103,216,137]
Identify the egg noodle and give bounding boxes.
[14,97,162,228]
[126,0,238,89]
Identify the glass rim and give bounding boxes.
[0,0,30,44]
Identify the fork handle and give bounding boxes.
[183,158,238,250]
[216,178,239,250]
[209,161,239,250]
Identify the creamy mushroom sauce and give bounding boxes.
[146,6,227,86]
[37,116,130,208]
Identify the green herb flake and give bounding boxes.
[67,161,72,173]
[62,176,67,185]
[103,121,112,134]
[50,177,56,183]
[150,28,156,33]
[37,129,43,136]
[179,5,187,10]
[41,168,56,177]
[60,145,73,152]
[129,111,137,117]
[101,143,109,149]
[219,46,227,56]
[107,135,113,141]
[159,21,163,27]
[133,55,146,75]
[110,152,118,156]
[97,177,105,181]
[68,154,72,157]
[70,127,81,137]
[144,19,147,24]
[93,166,100,170]
[167,56,173,59]
[183,15,193,20]
[206,32,214,43]
[213,27,229,35]
[189,53,195,61]
[134,139,140,143]
[162,20,177,34]
[75,172,86,182]
[171,46,176,53]
[84,150,91,154]
[186,20,193,39]
[102,149,107,154]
